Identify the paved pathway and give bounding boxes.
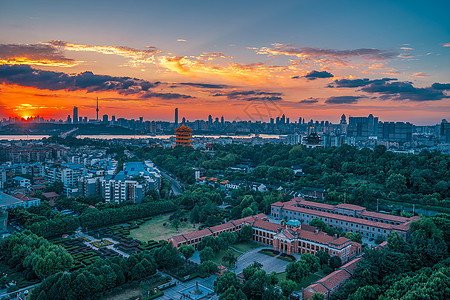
[233,247,292,275]
[79,232,130,258]
[160,275,218,300]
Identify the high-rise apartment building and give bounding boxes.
[73,106,78,124]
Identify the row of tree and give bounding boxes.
[9,198,177,238]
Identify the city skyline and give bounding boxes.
[0,1,449,125]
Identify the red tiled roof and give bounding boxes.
[285,198,417,226]
[271,201,284,207]
[340,257,362,274]
[210,222,235,232]
[392,217,420,232]
[307,283,329,294]
[182,228,213,240]
[298,230,350,249]
[43,192,59,198]
[360,210,409,222]
[335,203,366,211]
[13,193,39,202]
[171,235,187,243]
[279,202,396,230]
[317,269,351,290]
[252,220,281,232]
[292,197,335,210]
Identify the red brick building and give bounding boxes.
[169,213,361,263]
[271,198,419,239]
[303,257,362,299]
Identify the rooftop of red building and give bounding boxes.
[273,198,416,230]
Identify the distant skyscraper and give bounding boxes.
[103,114,109,123]
[221,116,224,124]
[112,115,116,122]
[96,97,99,122]
[175,108,179,126]
[66,115,72,124]
[340,114,347,125]
[73,106,78,124]
[208,115,213,124]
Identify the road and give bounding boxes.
[159,168,183,195]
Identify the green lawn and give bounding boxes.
[129,214,200,242]
[232,241,263,253]
[276,272,321,291]
[212,248,242,267]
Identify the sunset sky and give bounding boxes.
[0,0,449,125]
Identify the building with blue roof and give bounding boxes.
[100,161,161,203]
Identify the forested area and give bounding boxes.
[334,214,450,299]
[30,252,158,300]
[135,143,450,207]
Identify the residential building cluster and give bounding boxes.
[0,141,161,209]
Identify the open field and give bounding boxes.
[129,215,200,242]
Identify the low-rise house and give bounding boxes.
[12,176,31,188]
[0,192,40,210]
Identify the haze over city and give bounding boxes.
[0,0,449,125]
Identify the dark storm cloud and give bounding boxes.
[303,70,334,80]
[299,97,319,104]
[361,81,449,101]
[213,90,283,101]
[329,77,450,101]
[0,64,194,99]
[141,92,193,99]
[329,78,396,88]
[178,82,228,89]
[325,96,362,104]
[431,83,450,90]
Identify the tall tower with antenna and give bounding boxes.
[96,97,99,122]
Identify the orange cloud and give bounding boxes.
[48,40,161,67]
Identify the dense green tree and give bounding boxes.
[286,260,310,283]
[222,249,238,267]
[220,286,248,300]
[199,260,218,277]
[301,253,321,273]
[329,256,342,270]
[311,293,324,300]
[386,174,407,193]
[315,250,330,266]
[240,225,254,241]
[279,279,296,297]
[214,271,240,294]
[199,246,215,263]
[179,245,195,261]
